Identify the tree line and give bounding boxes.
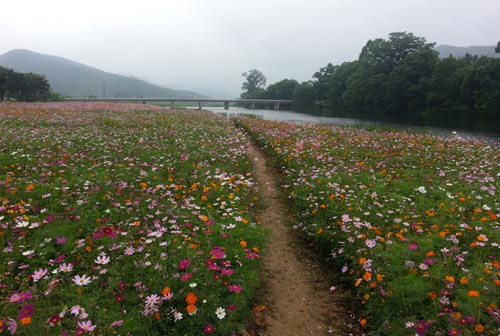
[0,66,60,102]
[241,32,500,133]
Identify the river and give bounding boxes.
[190,106,499,142]
[192,106,379,126]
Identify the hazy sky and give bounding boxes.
[1,0,498,97]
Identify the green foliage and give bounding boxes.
[264,79,298,100]
[292,81,316,112]
[0,65,52,101]
[282,31,500,133]
[241,69,267,97]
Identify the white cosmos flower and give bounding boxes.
[73,274,92,286]
[415,186,427,194]
[215,307,226,319]
[22,250,35,256]
[94,254,110,265]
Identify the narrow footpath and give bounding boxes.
[244,137,361,336]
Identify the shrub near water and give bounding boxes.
[236,117,500,335]
[0,103,265,335]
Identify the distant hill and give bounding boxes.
[0,49,206,98]
[435,44,500,59]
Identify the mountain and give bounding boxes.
[435,44,500,59]
[0,49,206,98]
[116,73,237,99]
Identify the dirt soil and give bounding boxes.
[244,138,362,336]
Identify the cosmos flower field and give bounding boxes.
[236,117,499,335]
[0,103,265,335]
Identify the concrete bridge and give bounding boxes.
[63,98,293,110]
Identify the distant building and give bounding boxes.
[496,42,500,53]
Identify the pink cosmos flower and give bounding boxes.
[408,242,419,250]
[59,263,73,272]
[77,320,96,332]
[210,246,226,259]
[32,268,48,282]
[7,319,17,334]
[180,273,193,282]
[145,294,161,307]
[365,239,377,248]
[18,303,34,319]
[9,291,32,303]
[110,320,123,328]
[204,324,215,333]
[229,284,242,293]
[221,268,234,276]
[178,258,191,270]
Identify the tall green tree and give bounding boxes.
[241,69,266,98]
[0,66,51,101]
[359,32,435,73]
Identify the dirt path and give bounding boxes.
[245,138,361,336]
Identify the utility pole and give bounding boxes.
[102,82,106,98]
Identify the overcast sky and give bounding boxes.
[1,0,498,97]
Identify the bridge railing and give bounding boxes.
[63,98,293,110]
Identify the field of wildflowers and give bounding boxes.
[236,117,500,335]
[0,103,265,335]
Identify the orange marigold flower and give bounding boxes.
[460,277,469,285]
[468,290,480,297]
[240,240,247,248]
[20,317,32,325]
[445,275,455,283]
[185,292,198,305]
[475,324,485,333]
[162,286,171,296]
[477,234,488,241]
[186,304,197,314]
[360,319,367,327]
[428,291,437,299]
[363,272,372,281]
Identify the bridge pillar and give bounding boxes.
[274,103,280,110]
[251,103,255,109]
[198,101,202,110]
[224,101,229,110]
